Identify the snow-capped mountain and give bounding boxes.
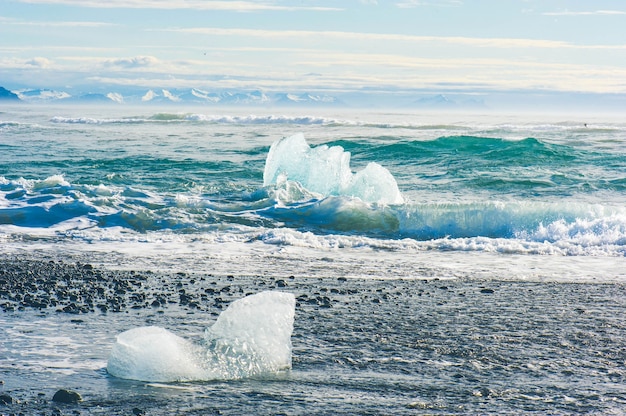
[274,93,341,106]
[16,88,71,101]
[6,86,341,106]
[412,94,486,109]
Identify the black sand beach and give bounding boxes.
[1,253,625,415]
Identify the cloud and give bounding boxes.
[170,27,625,50]
[87,47,626,94]
[25,57,52,68]
[15,0,342,11]
[105,56,159,68]
[7,48,623,95]
[543,10,626,16]
[0,57,44,69]
[396,0,462,8]
[5,19,116,27]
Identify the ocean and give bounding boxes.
[0,104,625,415]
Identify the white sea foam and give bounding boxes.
[50,116,133,124]
[107,291,295,382]
[186,114,337,125]
[48,113,338,125]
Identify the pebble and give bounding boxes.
[52,389,82,404]
[0,393,13,404]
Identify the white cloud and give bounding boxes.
[105,56,159,68]
[6,19,116,27]
[543,10,626,16]
[396,0,462,8]
[171,27,624,50]
[81,47,626,94]
[15,0,342,11]
[25,57,52,67]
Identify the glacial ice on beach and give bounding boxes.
[106,291,295,382]
[263,133,404,205]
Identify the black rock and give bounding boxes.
[480,288,495,294]
[0,393,13,404]
[52,389,82,403]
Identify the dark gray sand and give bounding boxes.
[1,255,625,415]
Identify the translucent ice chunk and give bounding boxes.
[106,291,295,382]
[105,326,206,382]
[263,133,404,204]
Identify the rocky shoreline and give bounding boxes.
[2,254,625,415]
[0,257,336,315]
[0,255,409,415]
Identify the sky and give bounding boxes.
[1,0,626,98]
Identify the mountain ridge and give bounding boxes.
[3,85,626,112]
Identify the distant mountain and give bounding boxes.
[141,89,181,103]
[9,86,346,107]
[414,94,455,108]
[139,89,273,105]
[214,90,270,105]
[274,92,341,106]
[412,94,486,110]
[0,86,20,100]
[69,93,119,103]
[106,93,124,103]
[17,88,71,101]
[177,88,221,103]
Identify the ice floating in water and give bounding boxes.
[106,291,295,382]
[263,133,404,205]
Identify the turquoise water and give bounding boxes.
[1,106,625,414]
[2,107,625,255]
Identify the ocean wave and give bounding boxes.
[49,113,340,125]
[185,114,338,125]
[3,173,624,256]
[0,121,22,129]
[50,116,147,124]
[43,113,626,139]
[2,126,625,257]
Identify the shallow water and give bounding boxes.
[1,261,625,415]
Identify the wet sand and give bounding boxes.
[1,254,625,415]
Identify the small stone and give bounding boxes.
[0,393,13,404]
[480,288,494,294]
[52,389,82,404]
[132,407,146,415]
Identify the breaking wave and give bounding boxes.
[50,113,339,125]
